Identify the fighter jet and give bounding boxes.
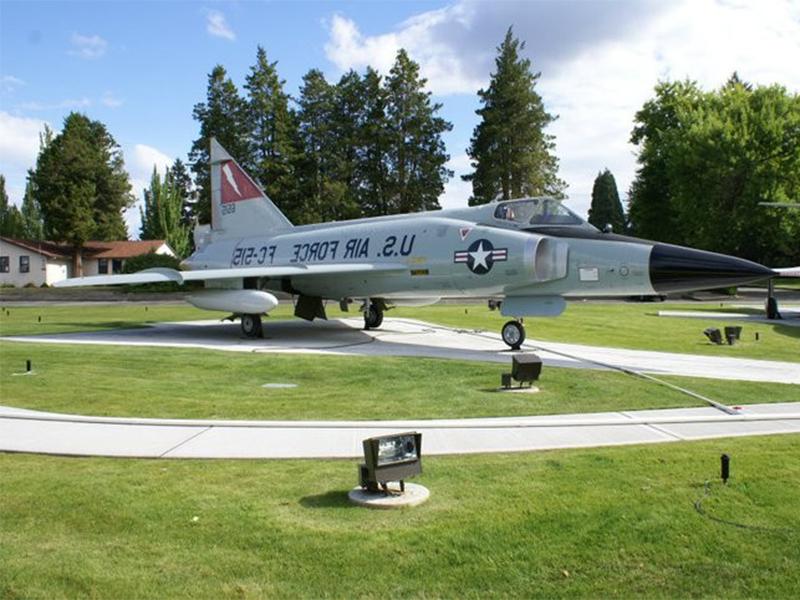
[55,139,775,348]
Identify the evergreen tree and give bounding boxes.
[588,169,626,232]
[357,67,391,216]
[0,175,25,238]
[330,70,364,219]
[20,177,44,240]
[190,65,248,224]
[463,27,564,205]
[139,167,191,258]
[244,46,303,222]
[32,112,133,275]
[296,68,339,222]
[383,49,452,214]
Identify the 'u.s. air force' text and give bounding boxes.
[231,235,416,266]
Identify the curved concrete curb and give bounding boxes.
[1,403,798,459]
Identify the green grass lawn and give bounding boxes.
[2,434,799,598]
[2,300,797,362]
[1,342,797,420]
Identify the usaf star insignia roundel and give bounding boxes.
[454,239,508,274]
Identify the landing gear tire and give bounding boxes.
[501,320,525,350]
[364,304,384,330]
[241,314,263,338]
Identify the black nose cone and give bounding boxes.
[649,244,775,294]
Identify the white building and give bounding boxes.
[0,237,176,287]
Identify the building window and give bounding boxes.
[98,258,109,274]
[0,256,8,273]
[112,259,123,274]
[20,255,30,273]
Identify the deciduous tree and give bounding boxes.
[628,76,800,265]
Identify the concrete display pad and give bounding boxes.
[5,317,799,384]
[348,483,430,509]
[1,403,798,459]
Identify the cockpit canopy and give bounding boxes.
[493,198,585,227]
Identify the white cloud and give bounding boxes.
[0,111,51,205]
[18,97,92,111]
[325,8,484,95]
[1,75,25,93]
[206,10,236,41]
[123,144,174,238]
[69,33,108,59]
[326,0,800,216]
[100,91,123,108]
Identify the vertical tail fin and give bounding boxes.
[210,138,293,237]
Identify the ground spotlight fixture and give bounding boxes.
[721,453,730,484]
[503,353,542,388]
[359,432,422,495]
[724,326,742,345]
[703,328,723,345]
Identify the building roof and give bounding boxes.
[1,237,169,259]
[82,240,168,259]
[0,236,70,259]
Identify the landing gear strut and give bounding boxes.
[363,302,384,330]
[241,314,263,338]
[501,320,525,350]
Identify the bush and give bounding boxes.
[23,282,37,288]
[123,252,182,274]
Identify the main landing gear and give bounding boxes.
[501,319,526,350]
[363,301,384,330]
[241,314,263,338]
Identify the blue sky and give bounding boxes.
[2,0,799,237]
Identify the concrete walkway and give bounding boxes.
[5,317,800,384]
[1,402,798,459]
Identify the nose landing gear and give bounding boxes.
[501,319,525,350]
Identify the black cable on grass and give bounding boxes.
[397,319,739,415]
[694,481,796,535]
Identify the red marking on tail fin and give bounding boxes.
[220,160,263,204]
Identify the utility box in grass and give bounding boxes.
[359,432,422,494]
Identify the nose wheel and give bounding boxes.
[501,320,525,349]
[241,314,263,338]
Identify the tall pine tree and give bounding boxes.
[464,27,564,205]
[20,178,44,240]
[189,65,249,224]
[357,67,391,216]
[588,169,626,232]
[297,68,339,222]
[139,167,191,258]
[0,174,25,238]
[32,112,133,275]
[244,46,303,222]
[383,49,452,214]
